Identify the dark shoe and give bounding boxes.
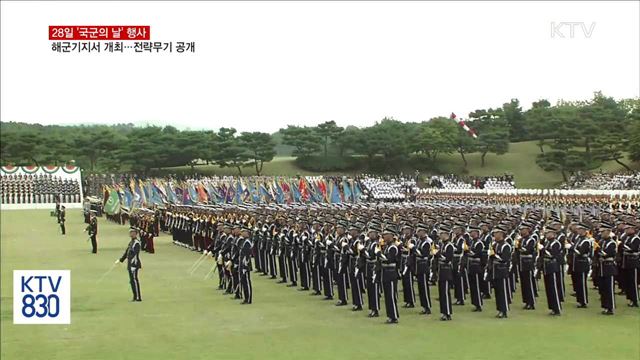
[454,301,465,306]
[270,276,277,279]
[298,287,309,291]
[403,303,415,308]
[628,303,639,308]
[440,315,449,321]
[472,306,482,312]
[420,308,431,315]
[323,296,334,301]
[497,312,507,319]
[312,291,321,296]
[603,310,614,315]
[549,311,561,316]
[286,284,297,287]
[217,286,224,290]
[277,280,287,284]
[335,301,347,306]
[385,319,398,324]
[576,304,588,309]
[352,306,363,311]
[482,294,492,300]
[368,311,379,318]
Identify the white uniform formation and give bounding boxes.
[566,172,640,190]
[360,176,417,201]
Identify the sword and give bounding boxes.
[97,262,118,284]
[188,253,207,274]
[203,262,218,280]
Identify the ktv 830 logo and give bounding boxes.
[13,270,71,324]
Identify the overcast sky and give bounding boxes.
[1,1,638,133]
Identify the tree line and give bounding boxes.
[1,91,638,179]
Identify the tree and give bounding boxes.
[333,126,361,157]
[453,126,478,168]
[628,119,640,163]
[416,117,456,161]
[575,92,626,162]
[525,99,553,153]
[369,118,412,161]
[592,134,631,170]
[468,109,509,167]
[240,132,276,175]
[535,116,588,182]
[212,128,251,175]
[73,126,122,171]
[280,125,322,158]
[315,120,343,158]
[502,98,527,141]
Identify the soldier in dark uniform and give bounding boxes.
[58,205,66,235]
[377,225,399,324]
[541,226,562,316]
[116,227,142,302]
[620,222,639,307]
[85,211,98,253]
[322,220,335,301]
[517,222,537,310]
[479,221,493,299]
[467,225,484,312]
[298,220,311,291]
[348,223,364,311]
[400,224,416,308]
[597,223,617,315]
[414,223,433,315]
[364,224,381,317]
[491,226,511,319]
[452,223,466,305]
[573,223,593,308]
[335,221,349,306]
[239,225,253,304]
[311,219,323,296]
[437,225,454,321]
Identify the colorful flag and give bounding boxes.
[343,180,352,203]
[104,188,121,215]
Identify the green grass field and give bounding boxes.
[164,141,639,189]
[1,210,639,360]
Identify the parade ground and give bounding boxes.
[1,209,638,360]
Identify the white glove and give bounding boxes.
[537,244,544,250]
[408,243,415,249]
[326,240,333,246]
[564,243,571,249]
[114,259,121,264]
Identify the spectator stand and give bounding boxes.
[1,165,84,210]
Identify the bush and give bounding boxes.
[295,155,360,172]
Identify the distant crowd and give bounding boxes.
[427,174,516,190]
[563,171,640,190]
[1,173,82,204]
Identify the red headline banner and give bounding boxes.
[49,26,150,40]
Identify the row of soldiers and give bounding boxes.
[1,174,81,204]
[163,201,639,323]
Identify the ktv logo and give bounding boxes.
[13,270,71,324]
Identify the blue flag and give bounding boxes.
[343,180,352,203]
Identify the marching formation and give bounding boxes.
[162,196,639,323]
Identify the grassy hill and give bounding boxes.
[162,141,639,188]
